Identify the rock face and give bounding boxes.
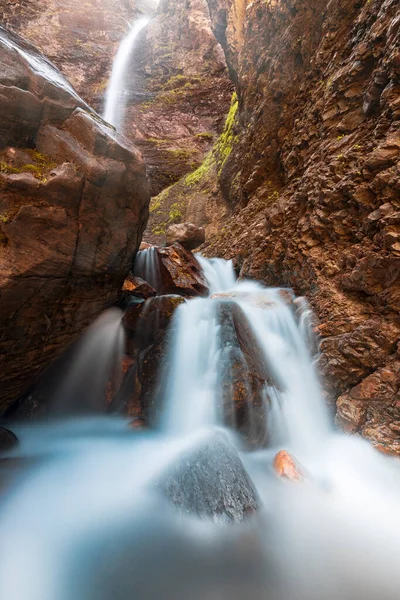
[2,0,233,200]
[125,0,233,200]
[0,0,156,110]
[150,0,400,454]
[0,27,149,410]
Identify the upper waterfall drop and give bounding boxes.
[195,255,237,295]
[103,16,150,130]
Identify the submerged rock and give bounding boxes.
[166,222,206,251]
[157,432,259,522]
[0,27,149,411]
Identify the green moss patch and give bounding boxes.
[184,152,214,187]
[0,150,57,182]
[214,92,239,175]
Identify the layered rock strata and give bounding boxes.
[151,0,400,454]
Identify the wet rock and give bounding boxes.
[156,244,209,297]
[127,295,186,345]
[107,356,141,417]
[273,450,305,483]
[217,300,272,447]
[157,431,259,522]
[128,416,147,430]
[166,222,206,251]
[0,27,149,411]
[122,304,144,340]
[0,0,154,110]
[121,275,157,302]
[0,427,18,454]
[137,330,171,420]
[122,295,186,420]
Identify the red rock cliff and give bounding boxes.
[152,0,400,454]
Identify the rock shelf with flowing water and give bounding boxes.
[2,255,400,600]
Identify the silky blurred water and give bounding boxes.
[1,258,400,600]
[103,17,150,130]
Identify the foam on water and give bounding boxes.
[1,257,400,600]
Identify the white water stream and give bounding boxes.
[103,16,150,130]
[1,258,400,599]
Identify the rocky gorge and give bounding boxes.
[0,0,399,452]
[147,0,400,455]
[1,1,400,598]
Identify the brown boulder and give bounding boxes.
[134,243,209,297]
[166,222,206,251]
[157,243,209,297]
[121,275,157,302]
[121,295,186,419]
[0,27,149,411]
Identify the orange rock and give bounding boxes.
[273,450,305,482]
[122,275,156,299]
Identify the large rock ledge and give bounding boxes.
[0,26,150,410]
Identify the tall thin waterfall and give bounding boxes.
[103,17,150,130]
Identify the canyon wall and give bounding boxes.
[0,0,155,110]
[124,0,233,198]
[1,0,234,198]
[0,26,149,409]
[153,0,400,454]
[1,0,399,453]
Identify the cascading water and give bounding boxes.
[103,16,150,130]
[134,246,161,291]
[2,256,400,599]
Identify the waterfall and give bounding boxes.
[134,247,161,291]
[103,16,150,130]
[161,258,329,457]
[2,256,400,599]
[195,255,237,294]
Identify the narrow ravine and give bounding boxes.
[0,1,399,599]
